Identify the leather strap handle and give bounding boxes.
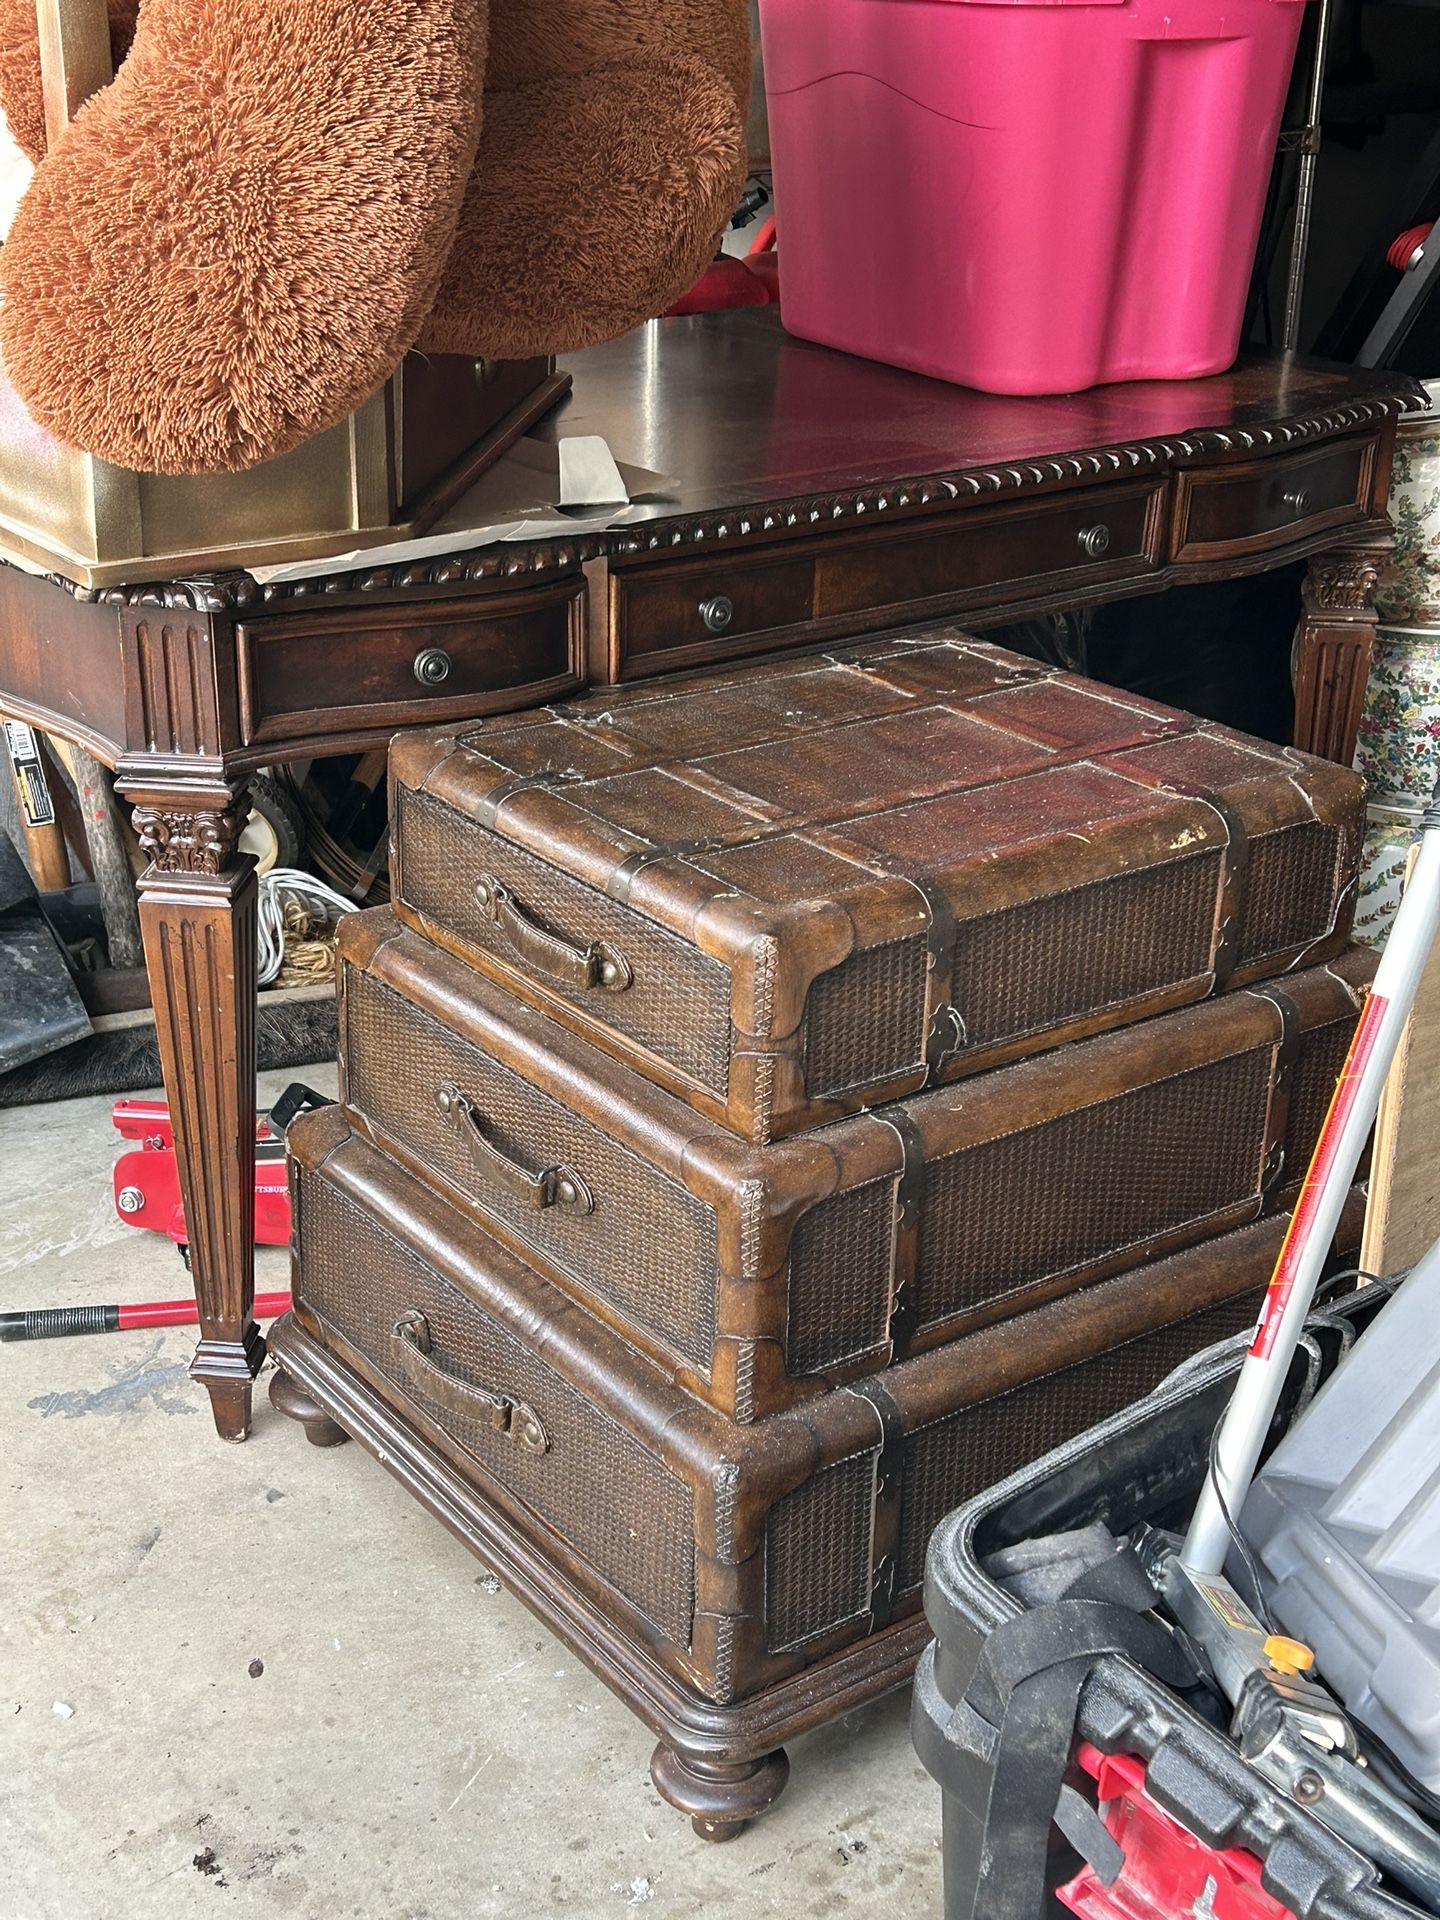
[390,1312,549,1454]
[474,875,632,994]
[435,1084,595,1215]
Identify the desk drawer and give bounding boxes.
[238,581,585,746]
[608,483,1162,679]
[1172,437,1377,563]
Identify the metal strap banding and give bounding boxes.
[906,877,965,1078]
[1199,791,1252,990]
[475,767,586,829]
[1248,984,1305,1195]
[845,1377,908,1630]
[607,837,728,904]
[876,1103,926,1355]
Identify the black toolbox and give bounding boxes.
[912,1281,1422,1920]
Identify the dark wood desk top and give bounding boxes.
[543,311,1421,545]
[58,313,1420,613]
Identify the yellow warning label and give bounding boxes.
[1193,1576,1259,1634]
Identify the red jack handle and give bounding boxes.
[1,1292,292,1341]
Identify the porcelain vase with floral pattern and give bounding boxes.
[1355,803,1425,949]
[1354,623,1440,806]
[1378,379,1440,624]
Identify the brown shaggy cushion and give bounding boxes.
[483,0,751,95]
[0,0,139,163]
[417,0,749,358]
[0,0,490,473]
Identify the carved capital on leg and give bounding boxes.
[121,776,260,1441]
[131,797,247,876]
[1293,531,1393,765]
[1305,545,1386,616]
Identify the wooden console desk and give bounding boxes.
[0,310,1420,1440]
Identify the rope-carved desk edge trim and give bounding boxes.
[26,383,1429,615]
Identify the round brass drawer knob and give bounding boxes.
[1283,488,1311,515]
[699,594,735,634]
[1077,525,1112,559]
[414,647,453,687]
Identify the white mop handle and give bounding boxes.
[1181,800,1440,1575]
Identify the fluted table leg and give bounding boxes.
[128,783,261,1441]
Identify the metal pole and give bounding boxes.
[1281,0,1336,351]
[1182,776,1440,1574]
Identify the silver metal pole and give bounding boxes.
[1182,782,1440,1574]
[1281,0,1335,351]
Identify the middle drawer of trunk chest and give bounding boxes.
[337,912,1371,1423]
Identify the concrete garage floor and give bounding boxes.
[1,1070,944,1920]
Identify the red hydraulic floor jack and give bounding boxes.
[111,1096,293,1258]
[0,1085,327,1341]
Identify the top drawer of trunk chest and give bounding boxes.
[390,629,1365,1144]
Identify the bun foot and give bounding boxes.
[649,1742,790,1842]
[269,1366,348,1448]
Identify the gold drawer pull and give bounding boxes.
[474,874,632,994]
[435,1084,595,1215]
[391,1311,549,1453]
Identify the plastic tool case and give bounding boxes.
[912,1270,1411,1920]
[338,911,1372,1422]
[281,1103,1347,1710]
[389,631,1365,1145]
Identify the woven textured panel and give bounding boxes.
[915,1048,1275,1332]
[344,967,720,1374]
[1237,822,1344,966]
[787,1180,897,1375]
[765,1451,877,1651]
[894,1289,1264,1593]
[1284,1017,1352,1178]
[802,937,930,1100]
[948,852,1224,1053]
[395,785,735,1094]
[296,1167,696,1647]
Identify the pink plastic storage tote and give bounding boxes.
[758,0,1310,394]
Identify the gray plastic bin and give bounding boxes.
[1245,1243,1440,1796]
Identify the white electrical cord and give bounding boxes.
[256,868,359,988]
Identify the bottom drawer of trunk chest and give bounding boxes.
[287,1106,1358,1708]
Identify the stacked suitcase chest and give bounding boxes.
[273,628,1373,1837]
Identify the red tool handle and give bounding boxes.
[1,1293,292,1341]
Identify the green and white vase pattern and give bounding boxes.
[1354,623,1440,805]
[1355,801,1425,949]
[1378,379,1440,625]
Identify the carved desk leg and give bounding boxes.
[1292,537,1390,765]
[127,785,261,1441]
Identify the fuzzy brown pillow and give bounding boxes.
[0,0,748,473]
[419,0,749,358]
[0,0,139,162]
[0,0,490,473]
